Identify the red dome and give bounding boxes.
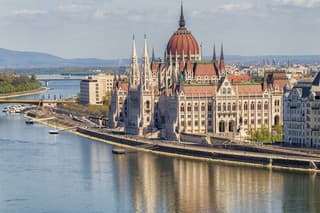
[166,28,200,56]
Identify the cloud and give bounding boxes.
[57,3,94,13]
[12,9,48,16]
[273,0,320,8]
[219,3,254,11]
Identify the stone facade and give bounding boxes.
[80,73,114,105]
[109,5,289,140]
[284,72,320,147]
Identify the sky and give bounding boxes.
[0,0,320,59]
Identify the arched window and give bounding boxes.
[227,103,231,111]
[244,102,248,111]
[229,120,235,132]
[219,121,225,133]
[227,88,231,94]
[251,102,255,110]
[257,102,262,110]
[218,103,221,111]
[232,102,236,111]
[264,101,268,110]
[222,88,226,94]
[146,101,150,109]
[223,103,226,111]
[274,115,280,125]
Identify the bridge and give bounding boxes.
[0,99,75,106]
[37,75,87,86]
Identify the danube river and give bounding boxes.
[0,80,320,213]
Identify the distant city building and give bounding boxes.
[80,73,114,105]
[109,4,289,139]
[283,72,320,148]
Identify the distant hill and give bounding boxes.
[0,48,320,69]
[0,48,129,69]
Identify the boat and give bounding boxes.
[25,120,34,125]
[49,130,59,134]
[112,148,126,154]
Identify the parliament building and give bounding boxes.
[109,4,289,140]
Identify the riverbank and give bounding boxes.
[24,110,320,174]
[0,87,47,99]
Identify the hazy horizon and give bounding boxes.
[0,0,320,59]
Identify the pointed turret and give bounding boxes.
[141,34,152,91]
[131,34,137,63]
[152,47,155,61]
[219,43,225,73]
[179,1,185,28]
[212,44,217,63]
[129,34,140,87]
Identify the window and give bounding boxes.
[232,103,236,111]
[208,104,212,112]
[227,88,231,94]
[244,102,248,111]
[258,102,262,110]
[264,101,268,110]
[180,106,185,112]
[251,102,255,110]
[187,106,192,111]
[223,103,226,111]
[194,106,199,111]
[228,103,231,111]
[222,88,226,94]
[218,103,221,111]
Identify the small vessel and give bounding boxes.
[2,107,8,113]
[25,120,34,124]
[49,130,59,134]
[112,148,126,155]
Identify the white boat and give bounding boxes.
[49,130,59,134]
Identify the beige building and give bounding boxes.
[109,5,289,140]
[284,72,320,147]
[80,73,114,105]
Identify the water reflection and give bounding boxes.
[112,152,320,213]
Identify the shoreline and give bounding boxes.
[24,112,320,174]
[0,87,47,99]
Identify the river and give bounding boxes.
[0,79,319,213]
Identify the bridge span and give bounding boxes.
[0,99,75,106]
[37,75,87,86]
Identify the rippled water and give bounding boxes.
[0,80,319,213]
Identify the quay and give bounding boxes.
[77,127,320,173]
[23,110,320,173]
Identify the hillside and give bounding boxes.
[0,48,127,68]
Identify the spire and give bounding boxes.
[179,1,185,28]
[129,34,140,87]
[152,47,155,61]
[132,34,137,59]
[143,34,148,60]
[219,43,225,72]
[213,44,217,62]
[220,43,224,60]
[142,34,151,91]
